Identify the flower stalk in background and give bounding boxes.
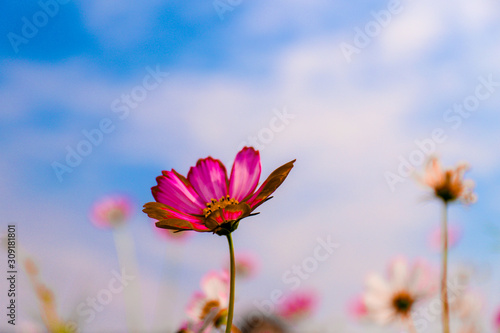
[89,194,143,331]
[362,257,436,333]
[152,223,193,329]
[428,224,462,252]
[419,157,476,333]
[24,258,77,333]
[144,147,295,332]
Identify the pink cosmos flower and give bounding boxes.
[90,195,133,229]
[363,257,437,324]
[186,270,230,328]
[143,147,295,235]
[277,290,318,322]
[428,224,462,251]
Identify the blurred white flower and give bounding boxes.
[186,270,230,328]
[362,257,437,324]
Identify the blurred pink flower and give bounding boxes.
[494,307,500,331]
[363,257,437,324]
[186,270,230,328]
[143,147,295,235]
[428,224,462,251]
[347,295,368,320]
[90,195,133,229]
[277,290,318,322]
[231,252,259,279]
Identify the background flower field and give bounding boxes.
[1,0,499,332]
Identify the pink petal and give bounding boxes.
[143,202,209,232]
[222,209,244,221]
[186,291,207,320]
[347,295,368,319]
[153,170,205,214]
[187,157,228,204]
[277,290,318,320]
[229,147,261,201]
[156,217,210,232]
[155,204,202,223]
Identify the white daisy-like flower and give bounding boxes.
[363,257,437,324]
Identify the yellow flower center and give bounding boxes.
[107,208,126,225]
[434,171,461,202]
[200,300,220,320]
[203,195,239,217]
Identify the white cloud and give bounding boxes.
[379,0,447,63]
[453,0,500,31]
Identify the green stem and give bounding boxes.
[441,201,450,333]
[225,233,236,333]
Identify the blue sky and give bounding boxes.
[1,0,500,332]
